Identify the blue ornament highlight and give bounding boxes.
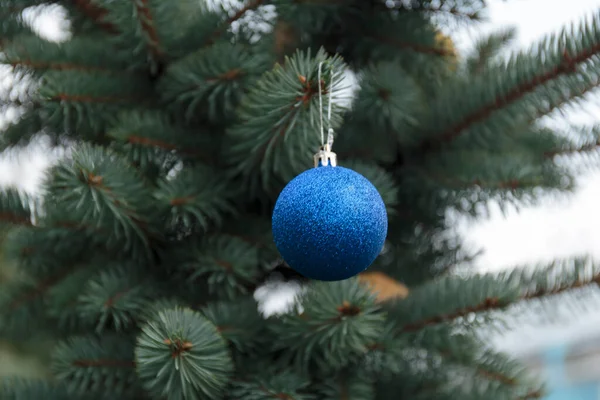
[272,165,388,281]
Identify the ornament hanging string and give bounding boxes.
[315,62,337,167]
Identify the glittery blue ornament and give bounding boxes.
[272,165,388,281]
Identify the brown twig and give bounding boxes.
[400,273,600,332]
[379,1,480,20]
[103,289,130,307]
[72,359,136,368]
[401,298,502,332]
[10,60,127,74]
[425,46,600,149]
[544,140,600,158]
[227,0,263,26]
[209,0,264,43]
[71,0,116,33]
[427,172,531,191]
[50,93,140,104]
[169,196,195,206]
[128,136,178,150]
[520,389,544,399]
[0,212,32,226]
[8,264,80,310]
[132,0,162,61]
[477,369,516,386]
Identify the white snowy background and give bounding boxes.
[2,0,600,356]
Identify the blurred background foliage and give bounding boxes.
[0,226,50,381]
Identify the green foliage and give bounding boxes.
[158,41,270,122]
[1,226,89,276]
[1,1,600,399]
[39,70,152,137]
[315,370,375,400]
[44,144,158,256]
[176,234,261,299]
[201,298,267,355]
[0,188,33,227]
[272,279,385,371]
[416,12,600,151]
[228,370,314,400]
[226,48,347,192]
[0,378,73,400]
[0,0,42,40]
[155,165,237,233]
[107,110,216,171]
[465,27,517,74]
[51,334,139,398]
[93,0,213,71]
[135,307,233,400]
[0,111,45,152]
[273,0,353,34]
[351,62,424,145]
[349,12,456,91]
[76,264,155,334]
[4,35,133,76]
[0,273,48,337]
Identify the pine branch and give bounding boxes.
[0,212,32,226]
[524,68,600,135]
[393,258,600,333]
[8,262,79,310]
[412,14,600,154]
[227,0,263,26]
[426,45,600,151]
[226,49,346,191]
[0,189,34,226]
[544,139,600,158]
[38,70,153,134]
[271,279,384,370]
[76,264,154,333]
[158,41,267,122]
[107,110,218,166]
[43,144,159,258]
[544,126,600,158]
[9,60,127,74]
[441,53,585,143]
[521,390,544,399]
[209,0,263,43]
[132,0,162,61]
[477,368,515,386]
[175,235,261,299]
[0,378,73,400]
[202,299,267,354]
[155,166,237,233]
[71,359,135,367]
[48,93,142,103]
[370,34,455,57]
[382,0,485,21]
[427,173,535,191]
[53,335,139,397]
[422,6,479,21]
[3,35,135,78]
[127,135,177,150]
[465,28,517,74]
[136,308,233,400]
[401,297,502,332]
[70,0,116,32]
[365,329,539,399]
[408,150,566,203]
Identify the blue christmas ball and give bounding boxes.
[272,165,388,281]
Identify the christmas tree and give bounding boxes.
[1,1,600,399]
